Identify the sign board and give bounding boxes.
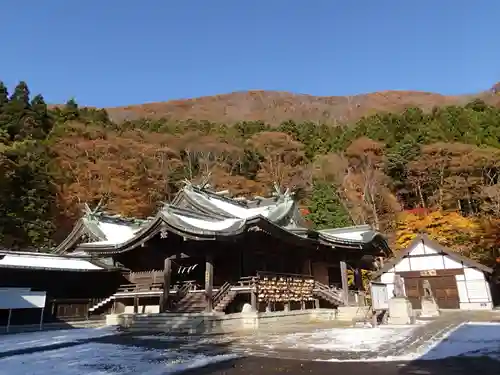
[370,282,389,310]
[0,290,46,309]
[420,270,437,277]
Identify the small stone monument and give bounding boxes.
[420,280,440,318]
[387,275,414,325]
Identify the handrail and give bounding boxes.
[117,282,163,293]
[314,281,343,300]
[212,282,231,306]
[177,280,195,300]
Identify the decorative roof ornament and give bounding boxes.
[81,197,106,220]
[180,172,212,191]
[272,182,295,202]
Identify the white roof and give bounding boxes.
[97,221,140,243]
[0,252,103,271]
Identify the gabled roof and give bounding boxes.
[371,233,493,280]
[55,184,390,256]
[54,212,147,254]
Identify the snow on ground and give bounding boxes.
[323,322,500,362]
[0,328,239,375]
[260,325,418,352]
[0,326,118,353]
[2,321,500,374]
[0,341,238,375]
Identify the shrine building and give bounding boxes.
[1,182,391,326]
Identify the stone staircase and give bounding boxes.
[123,313,212,333]
[89,295,116,314]
[172,292,207,313]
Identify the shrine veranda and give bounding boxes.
[0,183,390,326]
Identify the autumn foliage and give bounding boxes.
[2,81,500,266]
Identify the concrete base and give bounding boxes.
[420,298,440,318]
[112,308,342,334]
[388,297,413,325]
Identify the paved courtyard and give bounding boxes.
[0,311,499,374]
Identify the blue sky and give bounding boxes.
[1,1,498,107]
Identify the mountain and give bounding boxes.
[104,89,498,125]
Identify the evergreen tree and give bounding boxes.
[0,81,8,108]
[307,181,352,229]
[0,82,9,142]
[1,81,32,140]
[30,94,53,138]
[9,81,30,108]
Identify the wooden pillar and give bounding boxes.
[162,257,172,312]
[340,260,349,306]
[307,258,313,276]
[205,255,214,311]
[251,290,257,311]
[133,296,139,313]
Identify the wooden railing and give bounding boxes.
[117,283,163,293]
[212,282,231,306]
[237,276,257,287]
[314,281,344,304]
[128,270,164,284]
[176,280,196,300]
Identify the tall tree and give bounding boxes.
[307,181,352,229]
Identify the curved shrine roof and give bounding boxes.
[54,184,390,256]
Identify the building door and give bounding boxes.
[428,276,460,309]
[403,276,460,309]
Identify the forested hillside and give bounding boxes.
[2,80,500,265]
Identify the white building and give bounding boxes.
[372,234,495,310]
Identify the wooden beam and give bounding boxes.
[162,257,172,312]
[205,255,214,311]
[340,260,349,306]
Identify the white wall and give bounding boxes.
[456,267,492,310]
[378,241,493,310]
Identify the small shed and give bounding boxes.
[372,234,494,310]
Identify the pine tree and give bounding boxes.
[0,82,10,142]
[1,81,32,141]
[9,81,30,107]
[30,94,53,138]
[0,81,8,108]
[307,181,352,229]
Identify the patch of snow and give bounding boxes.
[321,322,500,362]
[265,326,418,352]
[174,214,242,231]
[97,222,138,244]
[0,327,118,353]
[0,341,239,375]
[0,254,102,270]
